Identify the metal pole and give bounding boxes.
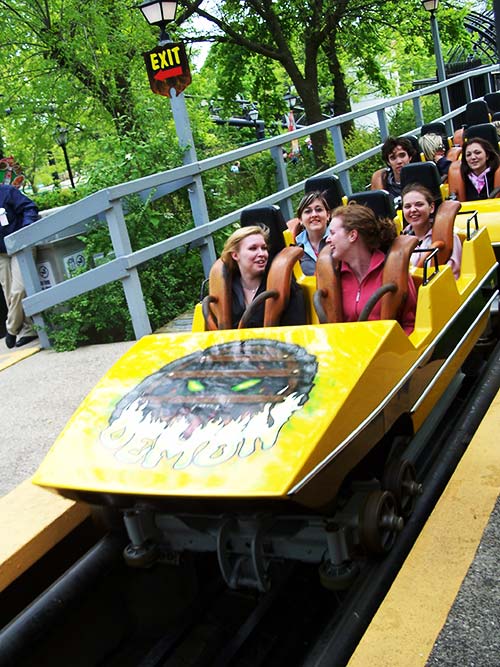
[61,143,75,188]
[169,89,217,276]
[430,9,452,133]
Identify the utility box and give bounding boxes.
[36,236,87,290]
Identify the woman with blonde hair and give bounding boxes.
[326,203,417,334]
[419,133,451,179]
[221,225,306,328]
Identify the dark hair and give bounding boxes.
[330,203,397,251]
[460,136,500,178]
[381,136,416,164]
[296,191,330,219]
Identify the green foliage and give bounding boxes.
[344,127,382,192]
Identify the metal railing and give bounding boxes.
[6,64,500,348]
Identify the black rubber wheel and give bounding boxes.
[383,458,422,519]
[319,559,359,591]
[360,490,404,555]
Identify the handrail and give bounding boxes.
[6,64,500,348]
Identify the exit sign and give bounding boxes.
[143,42,191,97]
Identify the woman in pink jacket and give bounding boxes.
[326,203,417,334]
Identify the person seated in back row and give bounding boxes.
[221,225,307,329]
[455,136,500,200]
[370,136,417,208]
[294,191,330,276]
[402,183,462,279]
[419,133,451,180]
[325,203,417,335]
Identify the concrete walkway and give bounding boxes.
[0,310,194,496]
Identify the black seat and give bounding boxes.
[464,123,500,154]
[484,92,500,113]
[305,174,345,209]
[240,205,286,261]
[400,161,443,206]
[405,134,423,162]
[347,190,396,220]
[465,100,491,126]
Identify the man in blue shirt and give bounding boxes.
[0,184,39,348]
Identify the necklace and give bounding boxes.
[242,282,259,293]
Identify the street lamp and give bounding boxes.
[283,89,297,110]
[138,0,178,43]
[421,0,452,124]
[54,126,75,188]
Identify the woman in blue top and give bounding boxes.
[294,192,330,275]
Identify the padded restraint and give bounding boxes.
[203,258,233,330]
[263,245,304,327]
[314,246,343,323]
[380,235,420,321]
[414,199,461,268]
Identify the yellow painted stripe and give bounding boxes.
[348,389,500,667]
[0,480,89,592]
[0,342,40,371]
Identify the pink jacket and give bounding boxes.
[340,249,417,335]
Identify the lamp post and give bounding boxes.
[137,0,217,276]
[54,126,75,188]
[421,0,452,131]
[246,105,265,141]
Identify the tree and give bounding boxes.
[177,0,471,165]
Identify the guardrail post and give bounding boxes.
[377,109,389,141]
[271,145,294,221]
[106,202,152,339]
[329,126,352,195]
[16,249,51,348]
[413,98,424,128]
[170,91,217,278]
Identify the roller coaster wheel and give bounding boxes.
[319,559,360,591]
[123,539,159,568]
[360,490,404,555]
[383,459,422,519]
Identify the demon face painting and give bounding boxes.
[100,339,317,470]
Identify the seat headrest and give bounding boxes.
[465,100,491,126]
[240,205,287,260]
[305,174,345,209]
[464,123,500,153]
[347,190,396,220]
[400,162,442,205]
[484,92,500,113]
[421,122,447,138]
[404,134,422,163]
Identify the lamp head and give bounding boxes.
[248,107,259,122]
[421,0,439,11]
[55,126,68,147]
[138,0,178,42]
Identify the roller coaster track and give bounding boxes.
[1,341,499,667]
[448,11,497,66]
